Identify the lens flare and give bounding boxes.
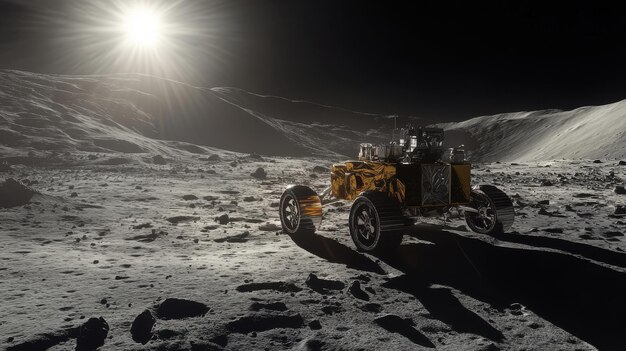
[123,7,162,47]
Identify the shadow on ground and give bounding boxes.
[378,224,626,351]
[289,232,385,274]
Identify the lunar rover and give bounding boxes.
[279,125,514,253]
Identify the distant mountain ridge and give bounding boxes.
[0,70,624,161]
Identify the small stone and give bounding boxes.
[183,194,198,200]
[216,214,230,225]
[70,192,78,198]
[76,317,109,351]
[251,167,267,179]
[615,206,626,215]
[593,159,603,164]
[131,310,156,344]
[614,186,626,195]
[537,200,550,205]
[619,161,626,166]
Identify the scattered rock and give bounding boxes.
[131,310,155,344]
[305,273,345,294]
[156,298,209,319]
[215,214,230,225]
[152,155,167,165]
[226,313,304,333]
[348,281,369,301]
[183,194,199,200]
[167,216,200,224]
[251,167,267,180]
[76,317,109,351]
[615,186,626,195]
[0,178,37,208]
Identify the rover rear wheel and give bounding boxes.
[465,185,514,235]
[279,185,322,235]
[349,191,404,254]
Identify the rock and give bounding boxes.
[167,216,200,224]
[615,206,626,215]
[250,167,267,179]
[615,186,626,195]
[603,231,624,238]
[619,161,626,166]
[229,161,238,167]
[156,298,209,319]
[258,223,281,231]
[70,192,78,197]
[0,178,37,208]
[216,214,230,225]
[308,320,322,330]
[207,154,221,162]
[214,231,250,243]
[183,194,199,200]
[236,281,303,293]
[243,196,256,202]
[312,166,328,173]
[249,302,288,312]
[593,159,603,163]
[540,179,553,186]
[131,310,155,344]
[348,281,369,301]
[537,200,550,205]
[305,273,345,294]
[76,317,109,351]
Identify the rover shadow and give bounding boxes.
[491,231,626,268]
[380,226,626,350]
[288,232,386,274]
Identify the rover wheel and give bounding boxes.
[349,191,405,254]
[279,185,322,235]
[465,184,514,235]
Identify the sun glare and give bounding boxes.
[123,7,162,47]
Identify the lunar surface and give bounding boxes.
[2,70,626,350]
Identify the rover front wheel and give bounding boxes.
[465,185,514,235]
[349,192,404,254]
[279,185,322,235]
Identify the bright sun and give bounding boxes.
[123,7,162,47]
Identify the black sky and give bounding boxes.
[1,0,625,121]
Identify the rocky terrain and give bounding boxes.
[2,153,626,350]
[2,70,626,350]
